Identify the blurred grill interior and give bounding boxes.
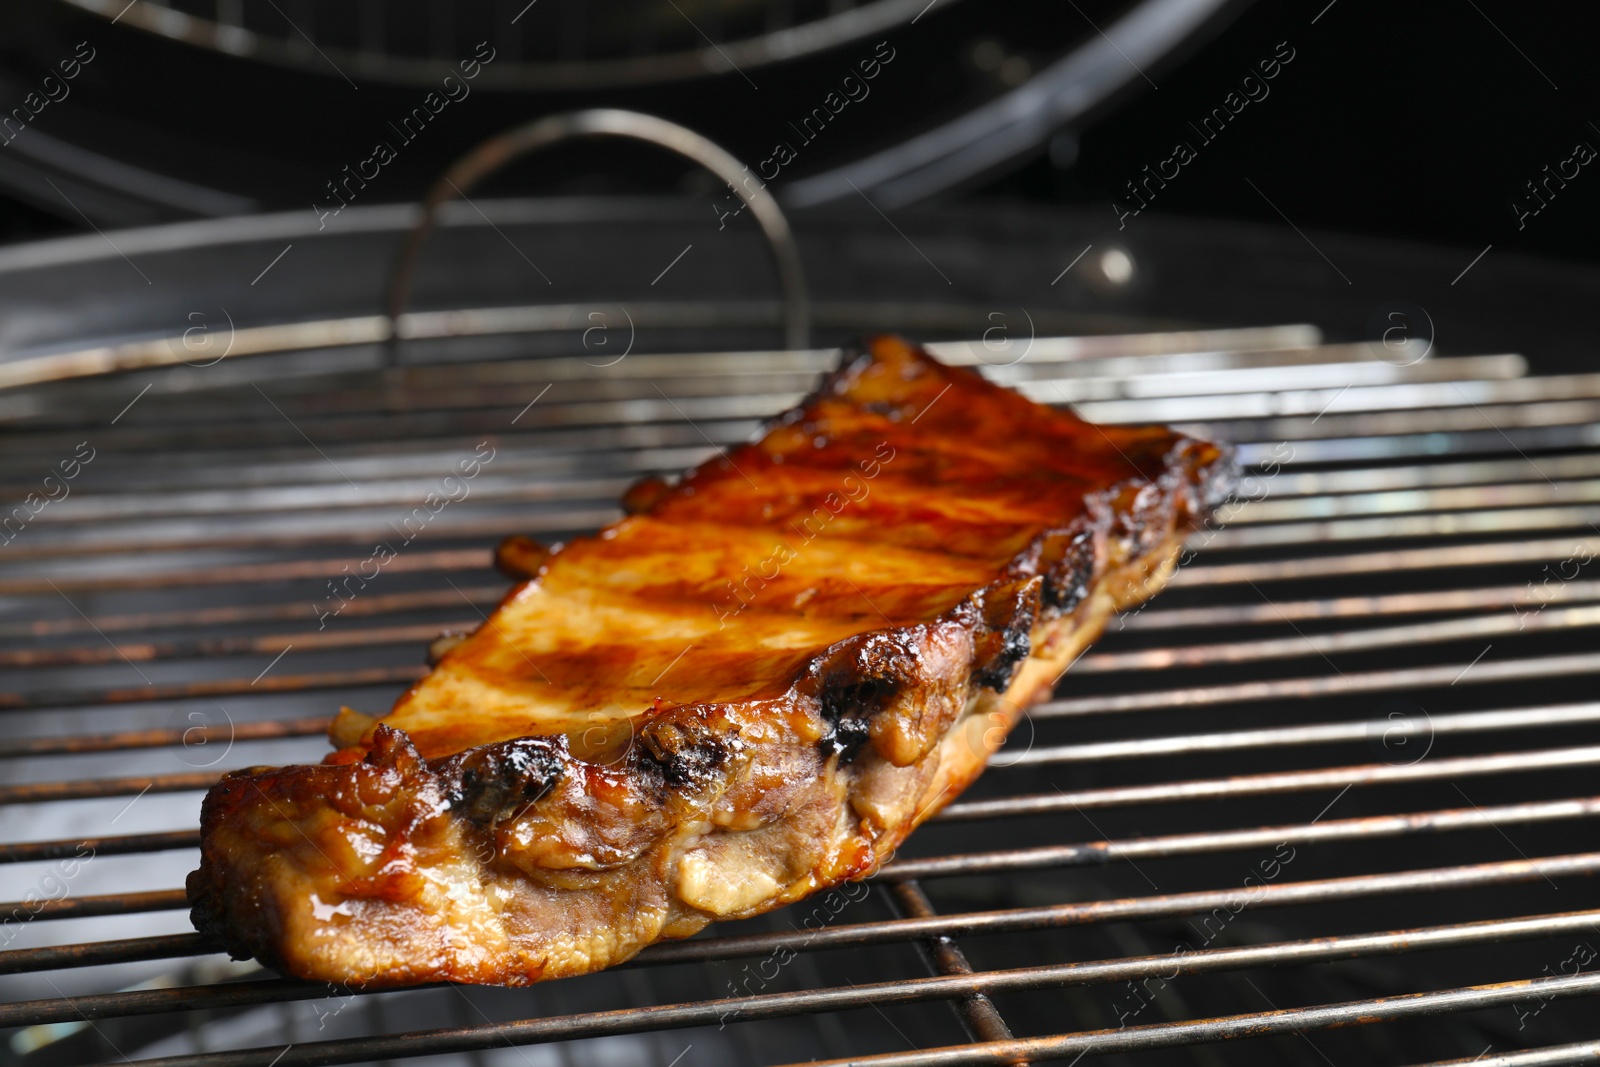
[1,194,1599,1067]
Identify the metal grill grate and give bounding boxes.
[2,322,1599,1066]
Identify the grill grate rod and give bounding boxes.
[946,744,1600,820]
[11,588,1600,677]
[1211,506,1600,550]
[0,627,475,671]
[1415,1040,1600,1066]
[0,889,188,924]
[1126,581,1600,630]
[1077,604,1600,673]
[885,881,1022,1055]
[11,528,1593,660]
[1016,702,1600,764]
[6,444,1591,535]
[0,830,198,865]
[779,971,1600,1067]
[1033,652,1600,720]
[0,720,329,759]
[0,587,504,640]
[13,644,1595,726]
[0,934,214,978]
[35,468,1592,534]
[6,854,1597,1029]
[6,539,1592,668]
[12,435,1587,531]
[62,914,1600,1067]
[7,791,1599,966]
[884,795,1600,880]
[15,446,1597,527]
[0,550,489,597]
[15,698,1598,782]
[0,666,425,713]
[11,597,1600,695]
[12,739,1600,815]
[5,443,1592,565]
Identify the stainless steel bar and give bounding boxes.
[1072,373,1600,424]
[9,849,1598,994]
[29,693,1589,771]
[1125,582,1600,631]
[0,588,502,639]
[1177,397,1600,446]
[13,464,1593,588]
[71,354,1507,429]
[5,498,1588,580]
[12,591,1597,678]
[1237,478,1600,523]
[61,902,1600,1067]
[0,774,224,806]
[46,347,1439,434]
[8,450,1590,545]
[2,544,1586,662]
[1413,1041,1600,1066]
[946,745,1600,820]
[1024,354,1525,403]
[0,889,188,922]
[11,376,1590,467]
[0,476,627,526]
[6,791,1593,949]
[1,666,424,713]
[1232,422,1600,467]
[1032,652,1600,720]
[1175,538,1600,587]
[18,736,1600,812]
[0,829,198,864]
[0,549,490,596]
[1,624,470,670]
[1011,703,1600,765]
[0,323,1322,393]
[886,881,1021,1053]
[1077,604,1600,674]
[1254,452,1600,497]
[0,934,215,976]
[780,972,1600,1067]
[0,720,328,759]
[889,796,1600,880]
[0,512,590,564]
[1209,506,1600,550]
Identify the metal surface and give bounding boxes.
[2,325,1599,1064]
[384,110,811,352]
[54,0,957,90]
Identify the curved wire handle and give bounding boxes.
[384,108,811,357]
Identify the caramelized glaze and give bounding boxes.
[188,336,1232,986]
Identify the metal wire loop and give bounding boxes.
[383,108,812,360]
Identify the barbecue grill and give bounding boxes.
[2,186,1599,1067]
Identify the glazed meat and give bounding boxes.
[188,335,1233,987]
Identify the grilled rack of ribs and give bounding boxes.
[187,335,1234,987]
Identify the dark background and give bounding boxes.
[1,0,1596,268]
